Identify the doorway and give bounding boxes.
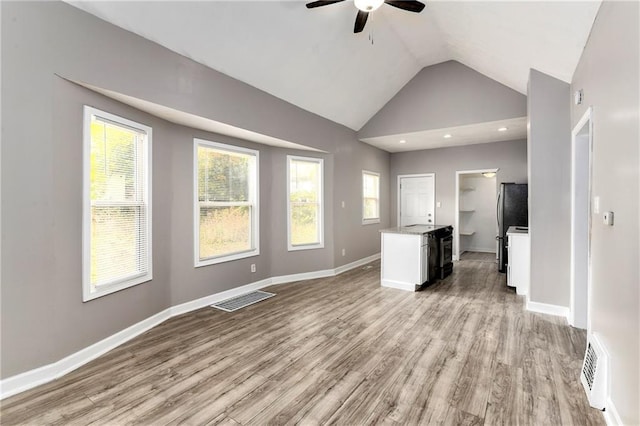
[397,174,435,227]
[571,107,593,330]
[454,169,498,261]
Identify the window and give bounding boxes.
[287,156,324,250]
[83,106,152,301]
[362,170,380,224]
[195,139,259,266]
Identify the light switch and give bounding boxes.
[436,201,441,208]
[593,196,600,214]
[603,211,614,226]
[341,201,345,208]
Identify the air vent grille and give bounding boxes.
[582,342,597,390]
[580,334,608,411]
[211,291,275,312]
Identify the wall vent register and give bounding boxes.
[211,291,275,312]
[581,335,608,410]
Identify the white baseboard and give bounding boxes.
[334,253,380,275]
[0,309,171,400]
[526,300,570,320]
[462,247,496,254]
[381,279,416,292]
[602,396,623,426]
[271,269,335,285]
[0,253,380,400]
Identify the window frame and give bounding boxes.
[362,170,381,225]
[193,138,260,267]
[82,106,153,302]
[287,155,324,251]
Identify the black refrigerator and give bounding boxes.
[497,183,528,273]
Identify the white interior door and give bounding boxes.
[399,175,435,226]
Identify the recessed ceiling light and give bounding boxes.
[498,127,508,132]
[399,139,406,144]
[443,134,452,139]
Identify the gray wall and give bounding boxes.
[1,1,389,379]
[332,141,390,266]
[526,70,571,307]
[358,61,527,138]
[571,1,639,423]
[390,139,528,254]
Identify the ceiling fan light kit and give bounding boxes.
[354,0,384,12]
[306,0,426,33]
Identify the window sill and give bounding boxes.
[83,273,153,302]
[362,219,381,225]
[195,249,260,268]
[288,242,325,252]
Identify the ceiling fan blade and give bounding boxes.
[354,10,369,33]
[384,1,426,13]
[306,0,346,8]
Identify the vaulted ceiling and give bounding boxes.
[67,0,601,132]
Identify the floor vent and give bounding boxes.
[581,334,608,410]
[211,291,275,312]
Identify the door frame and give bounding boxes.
[454,168,499,261]
[570,106,593,331]
[397,173,436,227]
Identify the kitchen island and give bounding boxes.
[380,225,453,291]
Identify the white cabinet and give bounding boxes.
[381,232,422,291]
[507,227,530,296]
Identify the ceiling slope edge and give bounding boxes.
[69,78,325,153]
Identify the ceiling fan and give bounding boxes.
[306,0,426,33]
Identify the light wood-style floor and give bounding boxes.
[1,254,604,425]
[460,251,497,263]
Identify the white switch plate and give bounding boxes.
[342,248,346,256]
[603,211,614,226]
[593,196,600,214]
[436,201,441,208]
[250,264,256,273]
[341,201,345,208]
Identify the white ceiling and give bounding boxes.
[361,116,527,152]
[67,0,600,135]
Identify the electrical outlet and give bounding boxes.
[342,248,346,256]
[250,264,256,273]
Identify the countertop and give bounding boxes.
[506,226,529,236]
[380,224,452,235]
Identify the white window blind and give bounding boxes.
[288,156,323,250]
[195,139,259,266]
[363,171,380,224]
[83,106,152,301]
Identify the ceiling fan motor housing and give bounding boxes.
[355,0,384,12]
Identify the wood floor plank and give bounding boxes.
[0,255,605,425]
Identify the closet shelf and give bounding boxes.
[460,230,475,236]
[460,187,476,191]
[459,209,476,212]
